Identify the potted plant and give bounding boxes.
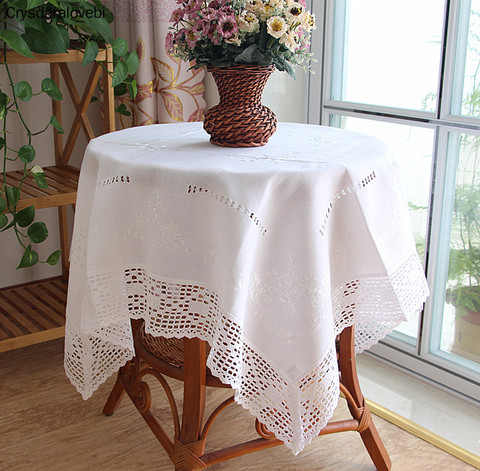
[0,0,138,268]
[446,134,480,362]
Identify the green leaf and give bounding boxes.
[90,96,99,103]
[31,165,48,189]
[41,78,63,101]
[0,214,7,229]
[0,197,5,213]
[14,81,33,102]
[235,44,258,64]
[115,104,130,116]
[18,144,35,163]
[27,0,48,9]
[16,205,35,227]
[125,51,139,75]
[112,38,128,57]
[49,115,64,134]
[112,61,128,88]
[0,30,34,58]
[0,92,9,119]
[6,187,20,207]
[113,83,127,97]
[22,24,68,54]
[0,137,5,150]
[80,4,114,44]
[127,79,137,100]
[17,245,39,269]
[82,40,99,66]
[46,249,62,265]
[28,221,48,243]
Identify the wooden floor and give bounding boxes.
[0,338,475,471]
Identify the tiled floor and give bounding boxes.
[356,353,480,458]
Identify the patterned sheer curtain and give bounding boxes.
[103,0,206,127]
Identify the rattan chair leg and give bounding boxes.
[337,326,392,471]
[102,373,126,416]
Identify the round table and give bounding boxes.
[65,122,428,462]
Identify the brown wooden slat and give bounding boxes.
[23,285,66,325]
[3,165,79,211]
[0,48,108,64]
[0,296,41,335]
[2,290,58,331]
[13,287,65,327]
[0,278,68,350]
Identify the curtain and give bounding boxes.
[103,0,206,127]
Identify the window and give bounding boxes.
[312,0,480,400]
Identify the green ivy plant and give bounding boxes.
[0,0,138,268]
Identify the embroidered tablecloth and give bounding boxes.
[64,122,429,454]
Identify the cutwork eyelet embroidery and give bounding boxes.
[187,184,267,235]
[98,175,130,187]
[319,172,376,236]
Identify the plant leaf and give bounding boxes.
[46,249,62,265]
[80,4,114,44]
[17,245,39,269]
[0,197,5,213]
[0,137,5,150]
[125,51,139,75]
[115,103,130,116]
[41,78,63,101]
[28,221,48,243]
[112,38,128,57]
[0,93,10,119]
[49,115,64,133]
[16,205,35,227]
[0,214,7,229]
[6,187,20,207]
[82,40,99,66]
[22,24,67,54]
[235,44,258,64]
[0,30,34,58]
[18,144,35,163]
[14,81,33,102]
[112,61,128,88]
[27,0,48,8]
[31,165,48,189]
[127,79,137,100]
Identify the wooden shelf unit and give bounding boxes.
[0,47,115,353]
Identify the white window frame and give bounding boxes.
[310,0,480,402]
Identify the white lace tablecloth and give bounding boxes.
[64,122,429,454]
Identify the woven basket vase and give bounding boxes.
[203,64,277,147]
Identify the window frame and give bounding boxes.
[311,0,480,401]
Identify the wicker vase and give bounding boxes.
[203,64,277,147]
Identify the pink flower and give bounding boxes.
[216,15,238,39]
[165,31,175,52]
[185,28,199,48]
[170,7,184,25]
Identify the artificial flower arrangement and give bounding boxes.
[166,0,316,78]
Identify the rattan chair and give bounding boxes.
[103,320,391,470]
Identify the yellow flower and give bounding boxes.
[267,16,288,38]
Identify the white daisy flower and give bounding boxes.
[267,16,288,38]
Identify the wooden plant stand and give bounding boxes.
[0,48,115,353]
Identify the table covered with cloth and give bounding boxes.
[64,122,429,455]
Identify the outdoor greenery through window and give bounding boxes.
[317,0,480,401]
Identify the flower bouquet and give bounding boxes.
[166,0,316,78]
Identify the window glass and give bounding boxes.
[333,0,444,111]
[459,0,480,117]
[439,132,480,369]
